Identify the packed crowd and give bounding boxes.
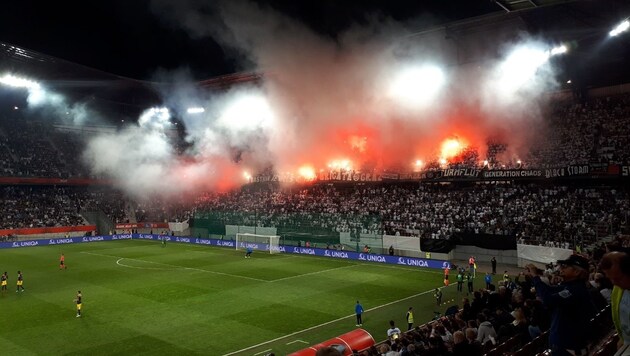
[352,236,630,356]
[0,118,92,178]
[0,186,87,229]
[528,94,630,168]
[192,182,629,247]
[0,180,627,250]
[0,92,628,245]
[0,186,127,229]
[1,92,629,180]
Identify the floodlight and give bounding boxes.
[496,45,550,93]
[0,74,41,90]
[389,65,446,107]
[610,19,629,37]
[550,45,567,56]
[187,107,205,114]
[218,94,274,131]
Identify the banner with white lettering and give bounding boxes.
[0,234,132,249]
[0,234,450,270]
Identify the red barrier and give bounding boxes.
[288,328,375,356]
[0,225,96,236]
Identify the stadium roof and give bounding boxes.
[494,0,577,12]
[0,41,163,119]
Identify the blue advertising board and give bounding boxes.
[0,234,450,270]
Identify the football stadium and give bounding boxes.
[1,1,630,355]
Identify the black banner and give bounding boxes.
[451,232,517,250]
[252,164,626,184]
[420,238,455,253]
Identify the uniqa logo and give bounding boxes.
[328,251,348,258]
[14,241,38,247]
[405,259,428,267]
[365,255,386,263]
[398,257,406,265]
[442,261,451,269]
[83,236,104,242]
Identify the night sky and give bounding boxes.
[0,0,500,81]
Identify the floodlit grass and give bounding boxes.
[0,240,471,355]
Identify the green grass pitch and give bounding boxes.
[0,240,473,355]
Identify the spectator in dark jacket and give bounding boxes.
[526,255,595,356]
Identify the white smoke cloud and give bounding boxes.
[27,88,101,125]
[77,0,562,197]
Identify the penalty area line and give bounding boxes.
[221,285,452,356]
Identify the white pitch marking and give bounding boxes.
[81,251,267,282]
[253,349,272,355]
[222,284,453,356]
[286,340,309,345]
[115,258,171,270]
[269,264,360,283]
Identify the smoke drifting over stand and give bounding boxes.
[76,0,562,198]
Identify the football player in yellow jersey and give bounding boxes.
[1,272,7,292]
[16,271,24,292]
[74,291,82,317]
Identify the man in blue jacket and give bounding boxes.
[355,301,364,326]
[485,273,492,290]
[526,255,595,356]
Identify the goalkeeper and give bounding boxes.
[245,247,253,258]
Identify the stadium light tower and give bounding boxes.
[610,19,629,37]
